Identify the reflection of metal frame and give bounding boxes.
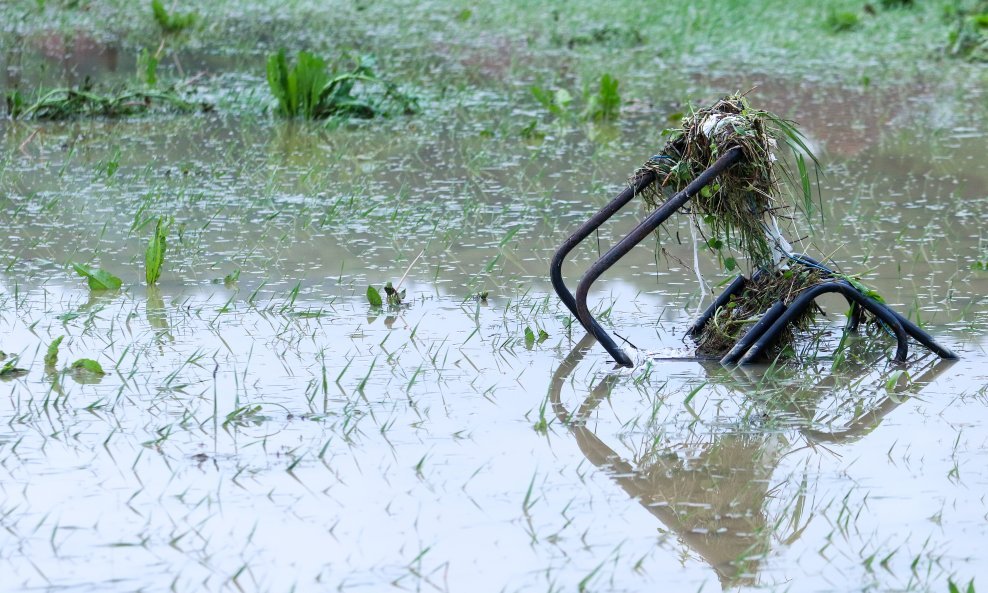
[548,335,955,586]
[550,148,957,367]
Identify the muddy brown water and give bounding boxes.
[1,39,988,593]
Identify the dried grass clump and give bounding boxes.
[693,267,829,356]
[636,92,813,271]
[630,92,842,357]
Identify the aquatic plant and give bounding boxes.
[0,357,27,378]
[6,84,200,120]
[71,262,123,291]
[70,358,105,375]
[137,47,160,86]
[947,1,988,60]
[531,73,621,123]
[44,336,64,370]
[145,217,168,286]
[582,73,620,122]
[825,9,860,33]
[151,0,197,34]
[266,49,417,120]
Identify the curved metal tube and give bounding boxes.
[574,147,745,367]
[736,281,910,364]
[686,274,747,337]
[549,171,657,367]
[719,300,787,365]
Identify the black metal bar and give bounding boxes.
[573,147,745,367]
[720,300,788,365]
[787,257,956,359]
[737,281,910,365]
[686,274,747,337]
[549,171,657,367]
[846,302,862,332]
[885,308,957,359]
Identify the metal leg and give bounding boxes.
[719,301,787,365]
[737,282,910,365]
[549,171,657,367]
[687,274,747,337]
[573,147,745,367]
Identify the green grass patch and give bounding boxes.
[266,49,417,120]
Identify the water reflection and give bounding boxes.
[549,334,954,588]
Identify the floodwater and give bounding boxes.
[2,7,988,593]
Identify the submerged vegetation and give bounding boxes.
[5,84,201,119]
[266,49,417,120]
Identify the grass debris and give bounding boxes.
[693,268,827,356]
[638,92,816,271]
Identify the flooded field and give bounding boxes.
[2,1,988,591]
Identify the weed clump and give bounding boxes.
[947,0,988,61]
[693,268,828,356]
[151,0,197,34]
[266,49,418,120]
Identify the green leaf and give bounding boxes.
[537,329,549,343]
[45,336,64,369]
[145,217,167,286]
[524,326,536,349]
[885,369,910,391]
[71,358,105,375]
[0,357,28,378]
[684,381,707,404]
[223,269,241,287]
[71,262,122,291]
[366,285,383,307]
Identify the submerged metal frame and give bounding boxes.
[551,147,958,367]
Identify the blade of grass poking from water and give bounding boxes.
[684,381,707,404]
[44,336,64,370]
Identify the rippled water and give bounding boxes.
[2,4,988,591]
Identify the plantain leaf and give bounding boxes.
[145,217,168,286]
[71,262,122,291]
[71,358,105,375]
[366,285,383,307]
